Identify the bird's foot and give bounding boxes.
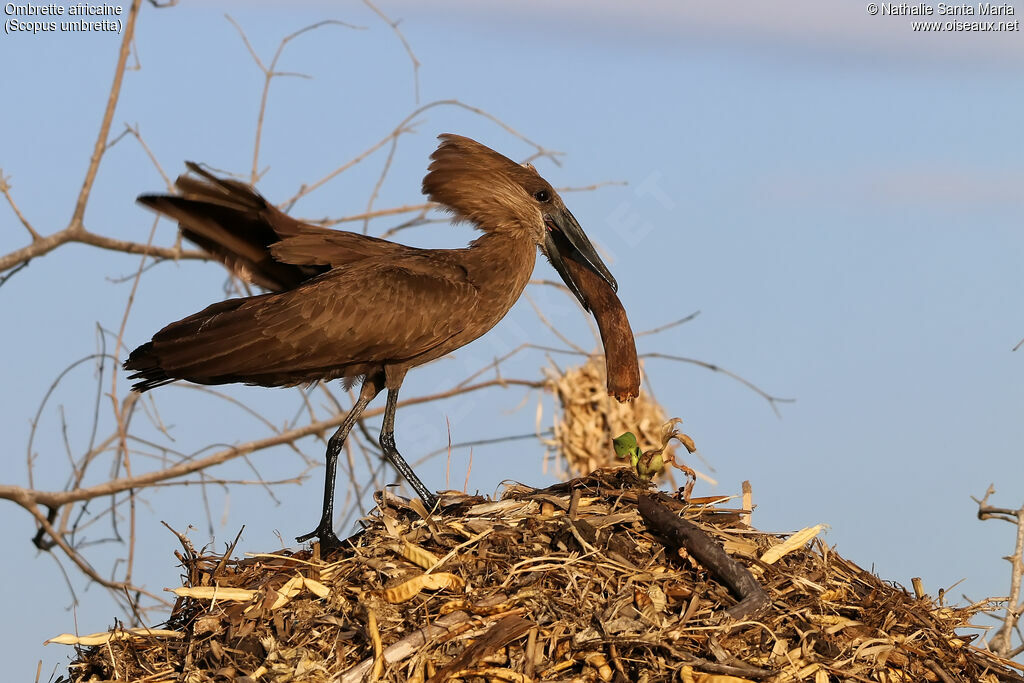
[419,490,439,511]
[296,523,342,553]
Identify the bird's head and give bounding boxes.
[422,133,617,310]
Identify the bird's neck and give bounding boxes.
[465,229,537,304]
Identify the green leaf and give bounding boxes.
[613,432,640,467]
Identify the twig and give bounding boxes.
[418,431,552,464]
[70,0,142,228]
[557,180,628,193]
[361,133,401,235]
[121,123,174,191]
[638,493,770,620]
[281,125,413,209]
[337,594,512,683]
[636,311,700,337]
[363,0,420,103]
[1,377,543,510]
[0,172,41,240]
[302,202,433,227]
[283,98,560,208]
[523,291,588,355]
[224,16,363,181]
[642,352,795,416]
[20,490,167,606]
[0,260,29,287]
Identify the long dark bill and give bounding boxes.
[543,206,617,312]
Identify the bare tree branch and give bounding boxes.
[2,377,543,511]
[975,485,1024,657]
[71,0,142,228]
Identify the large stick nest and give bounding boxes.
[55,471,1022,682]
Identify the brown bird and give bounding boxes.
[125,134,628,547]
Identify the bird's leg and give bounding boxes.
[379,384,439,510]
[296,378,380,548]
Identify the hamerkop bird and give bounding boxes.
[125,134,637,547]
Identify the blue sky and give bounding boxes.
[1,1,1022,676]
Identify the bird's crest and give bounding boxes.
[422,134,554,232]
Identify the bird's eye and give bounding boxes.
[534,189,551,203]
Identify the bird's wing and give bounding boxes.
[134,254,479,387]
[139,164,321,290]
[269,230,423,270]
[140,163,426,291]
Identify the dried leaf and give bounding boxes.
[267,575,305,610]
[681,666,756,682]
[400,541,440,570]
[676,432,697,453]
[303,577,331,598]
[382,572,464,603]
[585,653,613,681]
[46,629,184,646]
[759,525,826,565]
[446,668,530,682]
[170,586,256,602]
